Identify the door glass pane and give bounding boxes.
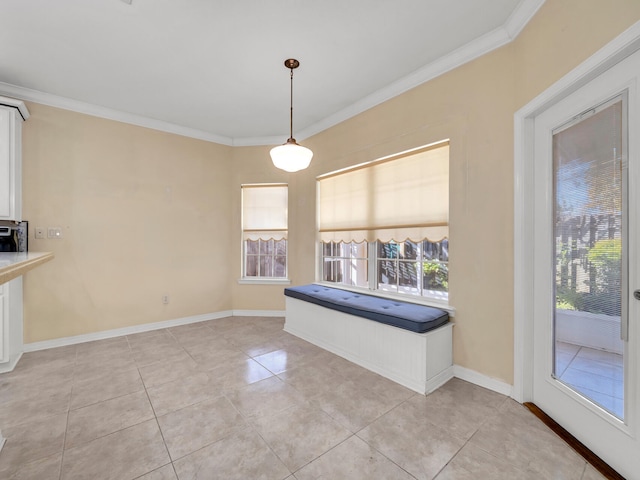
[553,95,626,419]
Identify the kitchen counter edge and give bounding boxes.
[0,252,54,285]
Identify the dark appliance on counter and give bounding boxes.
[0,221,28,252]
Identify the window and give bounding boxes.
[318,141,449,301]
[241,184,288,279]
[377,239,449,297]
[322,241,368,288]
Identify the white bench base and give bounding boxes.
[284,297,454,395]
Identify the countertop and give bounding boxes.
[0,252,54,285]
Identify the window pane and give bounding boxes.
[260,239,274,255]
[378,260,398,290]
[398,261,419,288]
[352,241,367,258]
[323,259,337,282]
[423,261,448,292]
[401,241,419,260]
[340,259,368,287]
[441,239,449,261]
[275,239,287,256]
[378,242,398,259]
[274,256,286,277]
[423,239,448,261]
[246,255,258,276]
[246,240,258,254]
[259,256,274,277]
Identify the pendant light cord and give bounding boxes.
[289,68,294,141]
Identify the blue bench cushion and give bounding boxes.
[284,284,449,333]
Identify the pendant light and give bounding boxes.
[270,59,313,172]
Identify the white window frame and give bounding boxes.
[239,183,290,285]
[317,239,450,308]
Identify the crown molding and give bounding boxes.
[294,0,546,144]
[504,0,546,39]
[295,26,512,143]
[0,81,233,145]
[0,95,30,120]
[232,135,285,148]
[0,0,545,147]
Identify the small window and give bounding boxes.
[242,184,288,279]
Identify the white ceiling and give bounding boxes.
[0,0,544,146]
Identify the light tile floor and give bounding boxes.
[556,341,624,419]
[0,316,606,480]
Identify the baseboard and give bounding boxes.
[453,364,514,397]
[232,309,286,317]
[21,309,513,402]
[23,310,234,352]
[426,365,455,394]
[0,351,23,374]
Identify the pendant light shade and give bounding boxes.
[270,139,313,172]
[270,59,313,172]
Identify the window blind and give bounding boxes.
[318,142,449,243]
[242,184,288,241]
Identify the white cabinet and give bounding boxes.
[0,97,29,221]
[0,277,23,373]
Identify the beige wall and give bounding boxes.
[22,103,233,343]
[18,0,640,385]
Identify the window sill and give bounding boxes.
[314,281,455,317]
[237,278,291,286]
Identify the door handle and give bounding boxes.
[635,290,640,301]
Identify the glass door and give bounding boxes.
[532,48,639,479]
[552,95,626,420]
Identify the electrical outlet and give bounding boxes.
[162,294,170,305]
[35,227,45,239]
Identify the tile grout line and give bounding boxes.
[130,332,180,479]
[138,324,278,476]
[351,392,430,480]
[56,346,79,480]
[230,396,296,477]
[430,396,510,479]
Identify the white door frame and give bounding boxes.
[514,20,640,403]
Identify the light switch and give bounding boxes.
[48,227,63,239]
[35,227,45,239]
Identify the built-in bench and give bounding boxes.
[284,284,454,394]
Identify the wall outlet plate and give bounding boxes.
[48,227,63,239]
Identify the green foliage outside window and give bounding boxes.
[423,260,448,291]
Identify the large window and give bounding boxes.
[318,142,449,301]
[241,184,288,279]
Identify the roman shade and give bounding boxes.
[242,184,288,241]
[318,142,449,243]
